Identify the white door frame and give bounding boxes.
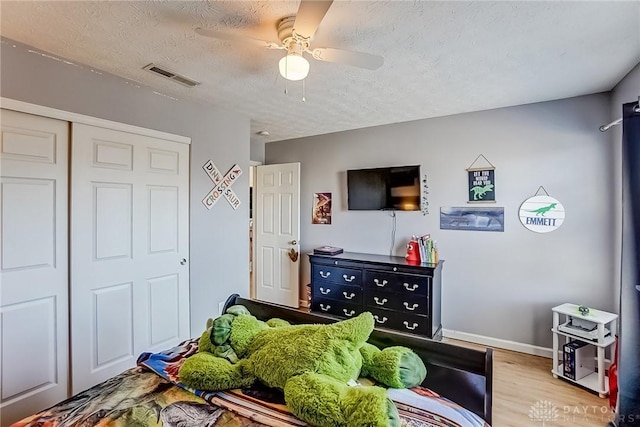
[249,160,262,300]
[0,98,190,145]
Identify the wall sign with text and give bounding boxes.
[468,169,495,203]
[202,160,243,210]
[466,154,496,203]
[518,195,565,233]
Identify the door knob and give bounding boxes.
[180,258,187,265]
[290,240,298,245]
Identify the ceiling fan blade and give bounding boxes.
[312,48,384,70]
[293,0,333,39]
[195,27,280,49]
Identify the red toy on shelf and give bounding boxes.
[406,239,421,264]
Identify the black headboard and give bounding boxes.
[223,294,493,424]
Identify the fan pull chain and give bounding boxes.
[302,79,306,103]
[284,79,288,95]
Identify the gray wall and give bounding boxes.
[266,94,614,348]
[1,39,251,334]
[612,62,640,118]
[250,140,266,163]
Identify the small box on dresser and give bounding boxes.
[308,251,443,339]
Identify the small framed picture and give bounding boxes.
[312,193,332,224]
[468,169,495,203]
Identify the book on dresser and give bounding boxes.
[307,251,443,339]
[313,246,344,255]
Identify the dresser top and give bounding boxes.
[308,251,443,269]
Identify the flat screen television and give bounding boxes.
[347,165,421,211]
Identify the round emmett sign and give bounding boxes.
[519,195,565,233]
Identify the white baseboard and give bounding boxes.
[443,329,553,359]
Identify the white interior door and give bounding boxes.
[255,163,300,308]
[70,123,190,393]
[0,109,69,426]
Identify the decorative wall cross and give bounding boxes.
[201,160,243,210]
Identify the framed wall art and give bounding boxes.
[312,192,332,224]
[466,154,495,203]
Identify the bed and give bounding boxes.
[13,294,493,427]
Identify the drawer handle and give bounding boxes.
[343,309,355,317]
[373,297,388,306]
[319,287,331,295]
[319,271,331,278]
[403,283,419,292]
[374,279,388,287]
[374,315,388,324]
[343,274,356,282]
[343,292,355,300]
[403,321,419,331]
[319,304,331,312]
[403,302,419,311]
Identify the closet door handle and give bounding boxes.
[403,302,419,311]
[374,315,388,324]
[403,283,419,291]
[374,279,388,287]
[403,321,419,331]
[374,297,388,306]
[343,292,355,300]
[180,258,187,265]
[319,304,331,312]
[319,287,331,295]
[319,271,331,278]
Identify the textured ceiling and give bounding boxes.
[1,1,639,144]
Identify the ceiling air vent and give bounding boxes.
[143,63,200,88]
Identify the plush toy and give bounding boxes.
[179,305,427,427]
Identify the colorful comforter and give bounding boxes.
[14,339,489,427]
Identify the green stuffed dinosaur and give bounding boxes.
[179,305,427,427]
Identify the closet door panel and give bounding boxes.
[93,282,134,366]
[0,109,68,427]
[1,178,55,269]
[71,123,189,394]
[148,185,178,254]
[94,183,133,260]
[148,274,179,346]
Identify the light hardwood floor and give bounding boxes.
[445,338,613,427]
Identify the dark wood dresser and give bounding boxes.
[308,252,443,339]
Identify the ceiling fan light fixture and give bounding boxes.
[279,53,309,81]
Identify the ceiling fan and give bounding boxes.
[195,0,384,81]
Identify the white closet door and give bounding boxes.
[70,123,189,393]
[0,109,69,426]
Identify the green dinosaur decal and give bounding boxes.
[470,184,494,200]
[527,203,557,216]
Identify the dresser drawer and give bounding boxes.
[364,289,428,316]
[313,282,362,304]
[368,307,429,334]
[312,265,362,286]
[311,297,363,319]
[363,270,429,296]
